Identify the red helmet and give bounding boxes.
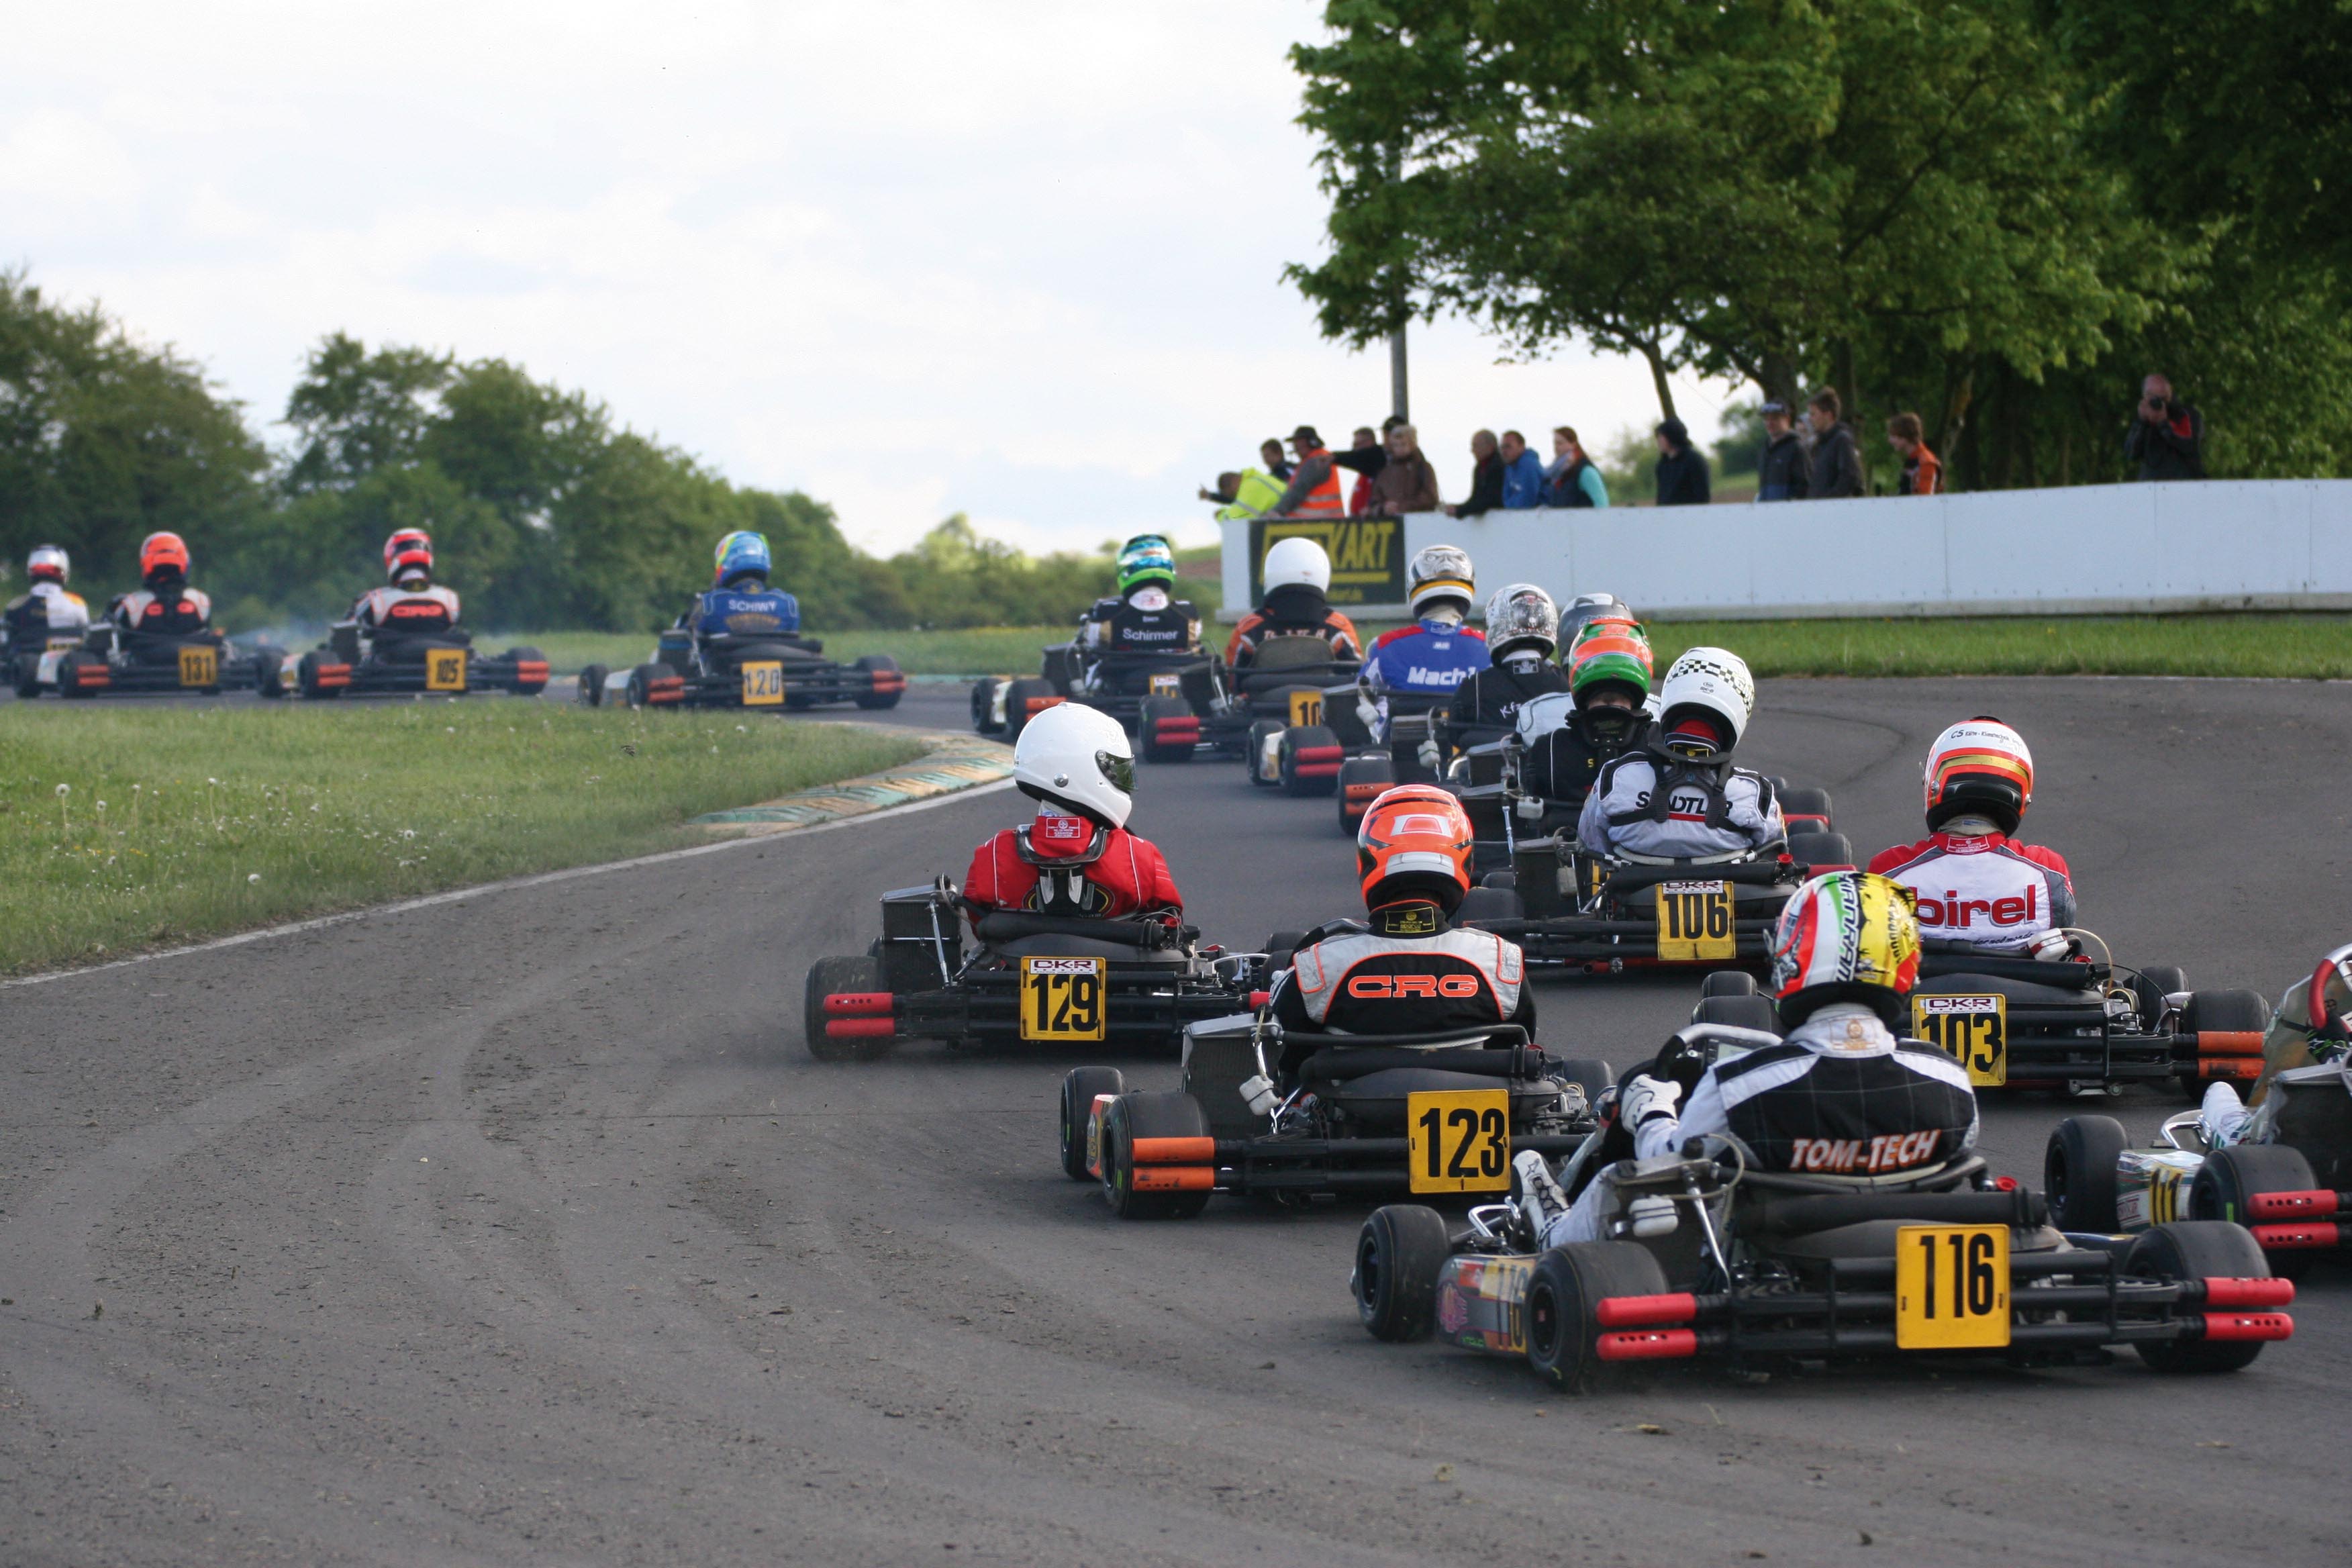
[140,531,191,582]
[1356,784,1474,912]
[384,528,433,585]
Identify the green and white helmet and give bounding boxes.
[1116,538,1177,595]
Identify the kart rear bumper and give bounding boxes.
[655,664,902,709]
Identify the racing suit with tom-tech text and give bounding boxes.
[1269,899,1534,1083]
[1575,739,1783,859]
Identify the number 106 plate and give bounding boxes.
[1407,1089,1511,1193]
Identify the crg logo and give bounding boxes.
[1344,973,1482,999]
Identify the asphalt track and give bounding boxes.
[3,677,2347,1567]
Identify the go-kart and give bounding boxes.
[1453,789,1849,977]
[1130,638,1362,779]
[1351,1020,2294,1389]
[2047,1014,2352,1274]
[1224,683,1456,826]
[1060,1011,1609,1218]
[971,644,1215,743]
[581,625,902,712]
[802,882,1270,1061]
[13,624,275,699]
[276,622,549,699]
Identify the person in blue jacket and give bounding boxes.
[1356,544,1490,764]
[687,531,801,640]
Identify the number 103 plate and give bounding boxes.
[1407,1089,1511,1193]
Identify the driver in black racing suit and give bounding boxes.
[1270,784,1534,1083]
[1079,536,1202,658]
[1516,870,1979,1244]
[1442,583,1568,758]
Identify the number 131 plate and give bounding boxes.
[1407,1089,1510,1193]
[1018,957,1106,1042]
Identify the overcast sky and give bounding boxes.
[4,1,1741,554]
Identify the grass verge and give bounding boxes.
[0,702,926,974]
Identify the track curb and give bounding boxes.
[689,724,1010,834]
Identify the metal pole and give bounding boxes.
[1389,323,1409,424]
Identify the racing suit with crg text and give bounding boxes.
[1270,901,1534,1081]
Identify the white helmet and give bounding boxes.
[1408,544,1474,618]
[1012,703,1136,829]
[1923,716,2034,834]
[1656,646,1755,756]
[1483,583,1559,657]
[27,544,69,585]
[1262,536,1332,595]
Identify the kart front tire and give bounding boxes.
[970,677,1003,734]
[624,662,674,710]
[1001,678,1057,744]
[1526,1241,1672,1393]
[2044,1114,2129,1232]
[1138,695,1194,763]
[578,663,609,707]
[1279,724,1340,796]
[58,650,100,699]
[252,648,287,699]
[1058,1067,1126,1181]
[2193,1142,2319,1279]
[1101,1091,1212,1219]
[1355,1205,1452,1342]
[803,954,891,1063]
[296,650,341,700]
[2127,1221,2275,1374]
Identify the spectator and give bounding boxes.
[1370,422,1441,516]
[1755,401,1810,503]
[1265,426,1346,518]
[1806,389,1864,499]
[1499,430,1547,509]
[1653,418,1711,507]
[1331,425,1385,516]
[1261,438,1293,482]
[1886,412,1943,495]
[1201,468,1288,520]
[1444,429,1505,518]
[1545,426,1610,509]
[2125,373,2206,481]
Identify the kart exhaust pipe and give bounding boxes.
[2246,1189,2343,1220]
[1595,1328,1698,1362]
[2194,1312,2294,1342]
[2194,1276,2296,1308]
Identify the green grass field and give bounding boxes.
[0,703,924,974]
[507,613,2352,681]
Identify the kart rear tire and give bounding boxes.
[970,676,1004,734]
[2126,1221,2276,1373]
[578,663,609,707]
[853,654,903,709]
[13,654,42,699]
[2134,964,2188,1030]
[624,661,675,710]
[1786,830,1853,870]
[252,648,287,699]
[296,650,342,700]
[1101,1091,1212,1219]
[803,955,891,1063]
[1526,1241,1672,1392]
[1337,753,1393,833]
[1691,994,1782,1036]
[2178,987,2269,1099]
[1779,785,1832,830]
[1138,695,1195,763]
[1245,719,1283,786]
[1002,678,1057,744]
[1278,724,1340,796]
[2192,1143,2318,1279]
[1059,1067,1126,1181]
[58,650,100,699]
[1699,970,1757,999]
[506,644,548,697]
[1354,1205,1453,1342]
[2043,1114,2129,1232]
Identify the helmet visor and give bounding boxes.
[1095,749,1134,798]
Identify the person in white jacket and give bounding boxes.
[1575,646,1781,860]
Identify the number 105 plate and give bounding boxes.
[1406,1088,1511,1194]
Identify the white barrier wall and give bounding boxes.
[1218,480,2352,620]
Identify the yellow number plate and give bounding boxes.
[1913,993,2008,1087]
[1287,689,1324,727]
[1019,957,1106,1042]
[740,660,786,706]
[424,648,468,692]
[1656,880,1736,961]
[1407,1089,1511,1194]
[1148,672,1181,698]
[177,645,218,687]
[1895,1224,2010,1349]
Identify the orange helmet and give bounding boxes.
[1356,784,1475,912]
[140,531,191,582]
[384,528,433,585]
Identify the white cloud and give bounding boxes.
[3,1,1743,557]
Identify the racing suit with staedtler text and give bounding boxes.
[1575,741,1782,859]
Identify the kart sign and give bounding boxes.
[1655,881,1736,962]
[1913,993,2008,1087]
[1408,1088,1510,1193]
[1895,1224,2010,1349]
[1248,518,1406,608]
[177,646,218,688]
[424,648,468,692]
[741,660,786,706]
[1020,957,1106,1042]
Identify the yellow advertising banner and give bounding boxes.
[1247,517,1407,607]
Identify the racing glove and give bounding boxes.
[1416,736,1442,772]
[1355,691,1381,732]
[1619,1073,1681,1134]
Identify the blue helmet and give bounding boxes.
[1116,538,1177,595]
[714,530,771,587]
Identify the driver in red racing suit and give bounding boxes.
[1867,717,2075,954]
[961,701,1183,928]
[352,528,462,640]
[1269,784,1534,1083]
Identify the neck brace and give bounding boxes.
[1941,814,2001,838]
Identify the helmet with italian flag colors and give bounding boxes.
[1923,716,2034,835]
[1567,616,1653,706]
[1768,871,1922,1028]
[1356,783,1475,913]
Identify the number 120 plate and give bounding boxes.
[1407,1089,1510,1193]
[1019,957,1106,1042]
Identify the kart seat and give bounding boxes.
[1246,636,1344,673]
[974,911,1189,965]
[1316,1066,1561,1134]
[369,631,472,664]
[1911,971,2100,1008]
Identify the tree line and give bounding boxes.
[0,274,1110,633]
[1290,0,2352,494]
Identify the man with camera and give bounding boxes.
[2125,373,2206,481]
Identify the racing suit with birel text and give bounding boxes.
[1866,828,2076,954]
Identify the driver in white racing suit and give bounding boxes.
[2199,940,2352,1148]
[1518,870,1979,1246]
[351,528,461,640]
[3,544,89,657]
[1575,646,1782,858]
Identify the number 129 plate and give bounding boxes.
[1407,1089,1510,1193]
[1019,957,1106,1042]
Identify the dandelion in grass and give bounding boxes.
[247,873,260,884]
[55,782,69,836]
